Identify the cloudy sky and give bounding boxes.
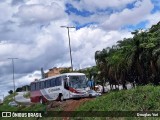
[0,0,160,99]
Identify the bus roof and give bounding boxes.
[31,72,85,83]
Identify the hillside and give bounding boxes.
[75,85,160,119]
[1,85,160,120]
[77,85,160,111]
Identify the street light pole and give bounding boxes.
[8,58,18,101]
[0,95,4,101]
[60,26,75,71]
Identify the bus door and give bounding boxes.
[63,77,70,99]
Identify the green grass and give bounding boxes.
[3,92,18,105]
[74,85,160,120]
[0,92,49,120]
[77,85,160,111]
[0,92,19,111]
[1,85,160,120]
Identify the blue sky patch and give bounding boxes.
[121,20,149,30]
[96,8,115,15]
[73,21,98,29]
[151,0,160,13]
[126,1,137,9]
[65,3,94,17]
[65,0,160,30]
[151,5,160,13]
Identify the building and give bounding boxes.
[44,67,72,78]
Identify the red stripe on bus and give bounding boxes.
[69,87,79,93]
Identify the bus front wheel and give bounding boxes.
[59,94,64,102]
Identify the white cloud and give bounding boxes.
[0,1,17,23]
[70,27,132,69]
[101,0,154,30]
[16,71,41,86]
[146,11,160,28]
[15,2,67,25]
[66,0,154,31]
[0,71,41,100]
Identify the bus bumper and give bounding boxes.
[70,93,89,98]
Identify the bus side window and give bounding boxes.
[31,83,36,91]
[51,78,55,87]
[36,82,40,90]
[44,81,46,88]
[49,79,51,87]
[46,80,51,88]
[45,81,47,88]
[39,82,41,89]
[41,82,45,89]
[55,77,61,86]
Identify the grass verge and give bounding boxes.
[74,85,160,120]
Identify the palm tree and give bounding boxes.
[95,21,160,88]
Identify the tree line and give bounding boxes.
[8,85,30,95]
[95,21,160,90]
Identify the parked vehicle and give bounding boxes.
[30,73,89,104]
[88,90,101,97]
[8,101,18,107]
[95,85,109,93]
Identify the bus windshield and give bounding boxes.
[69,75,87,89]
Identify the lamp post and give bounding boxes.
[8,58,18,101]
[60,26,75,71]
[0,95,4,101]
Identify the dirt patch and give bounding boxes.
[63,98,93,120]
[45,98,95,120]
[47,98,92,111]
[64,98,92,111]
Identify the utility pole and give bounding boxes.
[60,26,75,71]
[8,58,18,101]
[0,95,4,101]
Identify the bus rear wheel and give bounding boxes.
[39,97,44,104]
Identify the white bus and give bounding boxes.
[30,73,89,104]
